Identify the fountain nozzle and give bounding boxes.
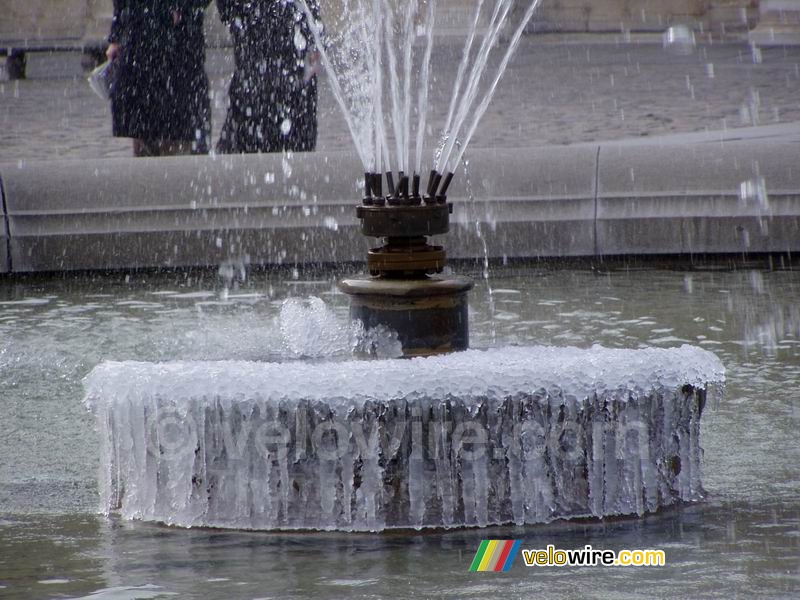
[439,172,454,195]
[424,170,440,205]
[438,172,454,204]
[371,173,385,206]
[385,171,396,198]
[412,173,421,198]
[398,174,411,204]
[363,172,373,205]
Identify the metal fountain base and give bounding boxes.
[340,170,472,357]
[339,275,473,357]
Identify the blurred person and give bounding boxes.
[106,1,212,157]
[216,0,320,153]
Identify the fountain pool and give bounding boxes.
[0,264,798,597]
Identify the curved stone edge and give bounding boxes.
[1,125,799,273]
[595,136,800,256]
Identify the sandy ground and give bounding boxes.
[1,35,799,164]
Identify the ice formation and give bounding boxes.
[84,345,724,531]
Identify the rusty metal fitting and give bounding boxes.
[355,203,450,238]
[366,237,446,277]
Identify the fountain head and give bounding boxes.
[385,171,397,198]
[342,170,472,356]
[355,171,453,276]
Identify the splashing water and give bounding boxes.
[278,297,403,359]
[459,155,498,344]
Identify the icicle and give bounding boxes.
[339,442,355,527]
[503,398,525,525]
[603,401,620,515]
[642,398,660,513]
[433,404,455,526]
[472,446,489,527]
[689,389,703,499]
[589,399,605,517]
[408,455,425,528]
[278,409,291,527]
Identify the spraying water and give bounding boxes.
[450,0,542,170]
[296,0,542,181]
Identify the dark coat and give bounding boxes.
[216,0,319,153]
[109,0,211,149]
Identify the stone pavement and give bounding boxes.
[1,34,800,164]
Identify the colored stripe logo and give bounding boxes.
[469,540,521,572]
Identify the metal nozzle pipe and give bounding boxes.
[371,172,385,206]
[412,173,421,198]
[371,173,382,197]
[385,171,396,197]
[364,172,372,197]
[398,175,409,200]
[363,172,373,205]
[426,169,439,196]
[439,172,454,196]
[429,172,443,198]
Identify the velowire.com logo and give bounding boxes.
[469,540,522,572]
[470,541,666,571]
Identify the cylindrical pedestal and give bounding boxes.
[338,275,473,357]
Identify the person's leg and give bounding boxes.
[132,138,150,157]
[157,140,193,156]
[134,139,194,157]
[283,81,318,152]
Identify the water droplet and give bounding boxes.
[294,27,308,52]
[662,25,695,55]
[749,270,765,294]
[739,177,769,209]
[750,44,762,64]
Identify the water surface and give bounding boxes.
[1,265,798,598]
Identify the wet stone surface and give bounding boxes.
[1,38,800,163]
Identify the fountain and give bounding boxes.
[314,0,543,356]
[82,0,726,531]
